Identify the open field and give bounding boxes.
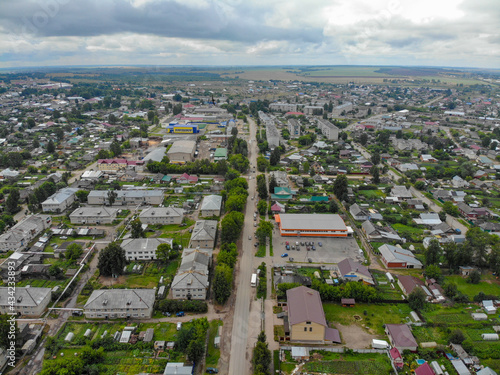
[323,302,412,336]
[446,274,500,298]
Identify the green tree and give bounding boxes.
[425,239,441,266]
[333,174,348,201]
[220,211,245,244]
[47,139,55,153]
[217,243,238,268]
[26,117,36,128]
[49,264,64,279]
[130,219,145,238]
[371,151,380,165]
[156,243,174,264]
[187,339,205,363]
[467,269,481,284]
[213,264,233,304]
[359,133,368,146]
[257,175,268,199]
[442,201,460,217]
[269,147,281,166]
[110,141,122,157]
[107,190,117,206]
[257,200,268,216]
[226,194,246,212]
[65,243,83,262]
[408,287,427,311]
[257,156,269,172]
[256,220,274,244]
[97,242,127,277]
[268,175,277,194]
[424,264,442,282]
[449,329,465,344]
[75,190,89,202]
[371,166,380,184]
[5,188,20,214]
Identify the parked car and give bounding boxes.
[312,245,316,251]
[291,245,295,250]
[318,242,322,247]
[163,312,171,317]
[296,247,300,251]
[206,369,219,374]
[289,257,294,262]
[254,243,258,247]
[306,247,310,251]
[249,236,252,240]
[285,241,289,245]
[177,322,182,330]
[300,241,305,246]
[308,258,312,263]
[176,311,185,317]
[286,245,290,250]
[72,310,83,316]
[281,253,288,258]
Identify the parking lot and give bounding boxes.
[272,231,362,265]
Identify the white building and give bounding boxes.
[139,206,184,225]
[200,195,223,217]
[171,250,210,300]
[88,190,164,206]
[0,215,51,252]
[83,289,156,319]
[41,187,79,213]
[121,238,173,261]
[317,118,339,141]
[69,207,118,224]
[189,220,218,249]
[0,287,51,316]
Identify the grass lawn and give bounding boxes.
[304,352,392,375]
[358,190,385,199]
[17,279,68,288]
[255,244,266,257]
[446,275,500,298]
[323,303,412,335]
[205,320,223,368]
[421,304,480,325]
[392,223,424,234]
[371,270,404,300]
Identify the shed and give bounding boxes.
[472,313,488,321]
[371,339,389,349]
[120,330,132,343]
[431,361,444,375]
[144,328,154,343]
[21,339,36,354]
[341,298,355,307]
[65,332,74,342]
[451,359,471,375]
[154,340,166,350]
[291,346,310,360]
[482,333,499,341]
[84,329,92,338]
[420,342,437,348]
[410,311,421,322]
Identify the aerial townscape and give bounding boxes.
[1,1,500,375]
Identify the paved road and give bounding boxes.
[227,118,259,375]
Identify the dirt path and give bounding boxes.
[336,323,379,349]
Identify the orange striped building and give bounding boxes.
[274,214,348,237]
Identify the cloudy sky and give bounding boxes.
[0,0,498,69]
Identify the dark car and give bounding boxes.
[206,369,219,374]
[318,242,322,247]
[312,245,316,251]
[308,258,312,263]
[72,310,83,316]
[176,311,185,317]
[286,245,290,250]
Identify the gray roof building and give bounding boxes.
[121,238,173,261]
[200,195,222,216]
[84,289,155,319]
[139,206,184,225]
[0,287,51,317]
[69,206,118,224]
[189,220,217,249]
[42,187,78,213]
[171,250,210,300]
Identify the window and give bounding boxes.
[306,321,311,325]
[309,327,312,332]
[304,327,307,332]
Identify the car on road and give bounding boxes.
[254,243,258,247]
[254,222,257,227]
[176,311,185,317]
[286,245,290,250]
[281,253,288,258]
[318,242,322,247]
[206,369,219,374]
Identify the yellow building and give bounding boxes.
[286,286,340,343]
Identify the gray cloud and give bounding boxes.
[0,0,323,43]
